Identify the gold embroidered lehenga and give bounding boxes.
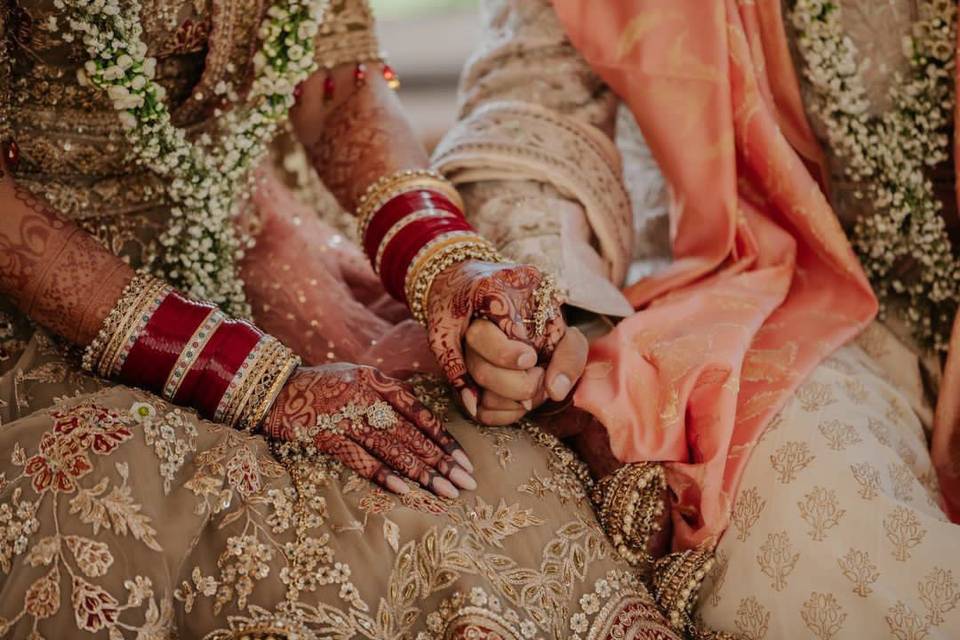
[0,1,678,638]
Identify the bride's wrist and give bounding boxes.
[82,273,300,431]
[354,168,502,324]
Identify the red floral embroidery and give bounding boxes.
[53,405,132,456]
[226,448,263,499]
[24,432,93,494]
[71,576,120,632]
[24,405,133,495]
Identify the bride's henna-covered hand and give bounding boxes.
[427,259,587,423]
[263,363,476,498]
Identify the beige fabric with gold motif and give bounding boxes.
[697,322,959,638]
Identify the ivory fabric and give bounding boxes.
[432,0,635,317]
[698,323,960,639]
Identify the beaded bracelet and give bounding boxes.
[590,462,667,567]
[406,237,503,325]
[82,276,300,432]
[652,547,717,632]
[359,169,509,327]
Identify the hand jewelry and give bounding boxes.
[304,400,399,442]
[529,274,565,338]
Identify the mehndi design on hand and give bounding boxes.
[263,363,476,498]
[426,260,566,414]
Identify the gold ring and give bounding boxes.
[365,401,399,430]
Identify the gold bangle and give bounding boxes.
[226,338,287,429]
[234,341,299,432]
[82,273,152,373]
[406,238,502,326]
[83,275,171,378]
[95,279,163,376]
[101,280,171,378]
[242,351,301,434]
[402,230,485,301]
[215,335,272,426]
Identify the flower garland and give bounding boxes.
[791,0,959,353]
[58,0,325,317]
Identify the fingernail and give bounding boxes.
[451,449,474,473]
[385,475,410,495]
[461,388,478,417]
[433,476,460,499]
[517,351,537,368]
[449,466,477,491]
[521,399,533,411]
[551,374,572,399]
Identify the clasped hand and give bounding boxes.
[426,260,588,425]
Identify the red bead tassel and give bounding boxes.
[382,63,400,90]
[354,63,367,87]
[3,139,19,168]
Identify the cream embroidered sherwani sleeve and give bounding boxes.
[433,0,640,316]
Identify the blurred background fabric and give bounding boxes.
[372,0,480,147]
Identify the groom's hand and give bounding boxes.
[426,259,588,425]
[465,319,587,425]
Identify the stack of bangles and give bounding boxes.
[356,169,502,323]
[81,274,301,432]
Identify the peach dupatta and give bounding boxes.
[553,0,879,549]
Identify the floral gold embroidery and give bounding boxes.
[797,486,846,542]
[884,506,927,562]
[731,486,766,542]
[888,462,916,503]
[24,565,60,620]
[795,380,836,412]
[918,567,960,627]
[707,549,728,607]
[867,417,893,447]
[756,531,800,591]
[885,601,930,640]
[837,549,879,597]
[769,441,815,483]
[800,592,847,639]
[850,462,882,500]
[734,596,770,640]
[818,419,862,451]
[840,378,868,404]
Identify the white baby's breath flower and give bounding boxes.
[791,0,958,353]
[61,0,322,317]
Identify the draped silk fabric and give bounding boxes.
[553,0,889,549]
